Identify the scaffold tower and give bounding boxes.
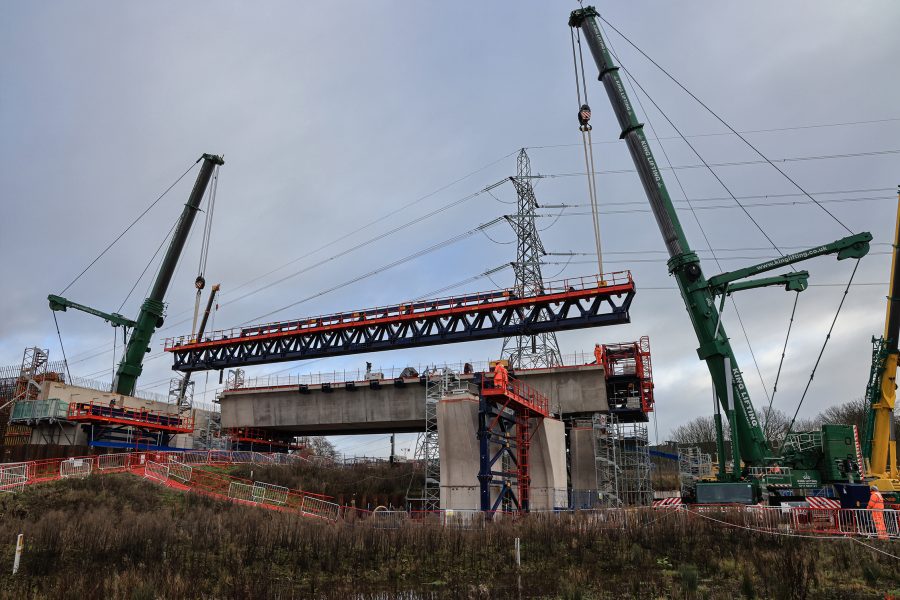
[410,367,460,510]
[500,148,563,369]
[678,446,713,498]
[617,421,652,506]
[592,413,620,507]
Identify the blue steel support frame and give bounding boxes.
[477,375,525,513]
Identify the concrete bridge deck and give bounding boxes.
[218,363,607,435]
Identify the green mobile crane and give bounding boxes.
[49,153,223,397]
[569,8,870,504]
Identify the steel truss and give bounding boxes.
[166,273,635,372]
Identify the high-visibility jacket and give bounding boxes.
[868,489,885,510]
[594,345,604,365]
[493,363,508,389]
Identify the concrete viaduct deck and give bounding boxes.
[219,363,608,435]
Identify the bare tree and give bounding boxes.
[671,416,721,446]
[815,397,868,433]
[300,436,339,460]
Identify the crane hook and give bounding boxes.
[578,104,592,131]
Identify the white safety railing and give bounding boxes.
[301,495,341,521]
[252,481,288,505]
[0,464,28,493]
[371,509,410,529]
[442,509,488,529]
[836,508,900,539]
[59,458,92,479]
[179,451,213,465]
[250,452,274,464]
[144,461,169,483]
[228,481,255,502]
[97,453,130,472]
[168,462,193,484]
[231,451,255,464]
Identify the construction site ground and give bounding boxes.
[0,471,897,599]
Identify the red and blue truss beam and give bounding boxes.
[165,272,635,373]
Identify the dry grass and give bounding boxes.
[0,475,897,599]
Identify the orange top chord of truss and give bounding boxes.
[165,272,636,373]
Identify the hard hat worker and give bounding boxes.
[868,485,889,540]
[493,361,509,391]
[593,343,604,366]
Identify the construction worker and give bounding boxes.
[867,485,888,539]
[593,343,604,366]
[493,361,509,391]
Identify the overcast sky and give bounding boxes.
[2,1,899,458]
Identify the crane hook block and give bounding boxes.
[195,276,206,290]
[578,104,592,131]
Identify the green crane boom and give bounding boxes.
[49,153,223,397]
[568,8,871,475]
[47,295,136,329]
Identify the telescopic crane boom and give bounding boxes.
[862,188,900,492]
[568,8,871,487]
[49,153,223,396]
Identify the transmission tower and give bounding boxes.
[500,148,563,369]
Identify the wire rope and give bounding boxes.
[762,292,800,444]
[570,25,604,274]
[784,259,862,441]
[51,313,73,384]
[59,160,199,294]
[596,14,853,234]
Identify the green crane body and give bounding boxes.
[49,153,223,397]
[569,8,871,488]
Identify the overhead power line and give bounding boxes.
[596,14,853,233]
[60,159,199,295]
[527,117,900,150]
[242,217,507,324]
[529,149,900,179]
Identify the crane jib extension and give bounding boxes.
[569,7,872,474]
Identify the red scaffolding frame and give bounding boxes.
[66,402,194,434]
[602,335,654,414]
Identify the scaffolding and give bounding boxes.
[678,446,714,498]
[409,367,461,510]
[3,349,70,447]
[195,411,225,450]
[590,414,653,507]
[169,377,194,415]
[592,413,620,507]
[617,421,652,506]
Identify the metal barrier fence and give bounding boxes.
[228,481,255,502]
[252,481,288,505]
[0,464,27,493]
[371,509,410,529]
[97,453,130,472]
[168,462,193,484]
[301,495,341,521]
[144,461,169,483]
[59,458,92,479]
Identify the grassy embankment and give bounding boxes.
[0,473,898,599]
